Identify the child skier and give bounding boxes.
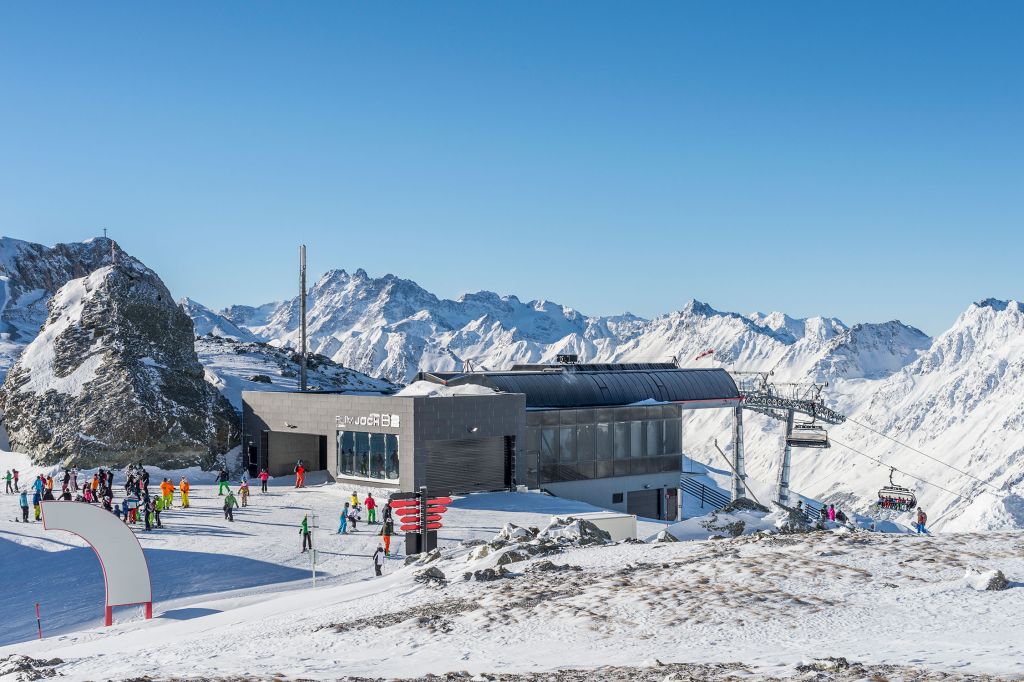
[364,493,377,524]
[223,490,239,521]
[337,502,349,534]
[239,480,250,507]
[259,468,269,493]
[32,488,41,521]
[373,545,386,576]
[18,488,28,522]
[350,491,359,508]
[348,503,362,532]
[180,477,190,508]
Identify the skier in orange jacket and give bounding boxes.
[179,477,191,508]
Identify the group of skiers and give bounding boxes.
[297,490,395,577]
[878,495,915,512]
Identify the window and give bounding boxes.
[577,423,595,461]
[664,419,682,454]
[336,431,399,481]
[613,422,630,459]
[558,427,576,463]
[595,423,613,460]
[646,420,663,457]
[630,421,643,458]
[612,492,624,504]
[385,434,400,480]
[541,427,559,463]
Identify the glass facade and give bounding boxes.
[526,405,683,485]
[336,431,400,481]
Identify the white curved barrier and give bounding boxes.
[41,501,153,626]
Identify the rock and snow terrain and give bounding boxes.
[0,261,238,468]
[0,447,1021,680]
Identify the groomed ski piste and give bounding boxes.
[1,449,1022,682]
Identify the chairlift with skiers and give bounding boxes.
[877,467,917,511]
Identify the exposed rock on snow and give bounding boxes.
[962,568,1010,591]
[654,529,679,543]
[538,516,613,546]
[0,262,238,468]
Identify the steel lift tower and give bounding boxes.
[732,372,846,506]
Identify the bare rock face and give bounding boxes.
[0,259,238,469]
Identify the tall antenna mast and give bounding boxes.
[299,244,308,392]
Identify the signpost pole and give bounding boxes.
[36,603,42,640]
[419,486,428,552]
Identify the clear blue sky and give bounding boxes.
[1,2,1021,335]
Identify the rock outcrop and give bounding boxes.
[0,259,238,468]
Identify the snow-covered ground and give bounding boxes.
[1,449,1022,681]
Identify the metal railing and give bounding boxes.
[680,477,730,511]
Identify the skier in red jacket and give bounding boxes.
[364,493,377,524]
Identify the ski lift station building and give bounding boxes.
[241,363,741,520]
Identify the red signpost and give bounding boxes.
[390,488,451,554]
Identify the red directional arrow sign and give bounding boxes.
[425,506,448,515]
[427,497,453,506]
[401,522,443,532]
[389,499,419,508]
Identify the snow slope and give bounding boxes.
[1,458,1021,680]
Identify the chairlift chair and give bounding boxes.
[786,422,830,449]
[877,467,917,510]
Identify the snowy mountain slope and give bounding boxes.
[214,268,928,386]
[196,335,397,410]
[716,300,1024,532]
[180,298,260,342]
[0,236,134,377]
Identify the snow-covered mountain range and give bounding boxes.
[3,237,1022,530]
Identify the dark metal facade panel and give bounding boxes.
[448,368,739,408]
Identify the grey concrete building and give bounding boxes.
[241,362,740,520]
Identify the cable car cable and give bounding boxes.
[829,438,971,501]
[844,417,1002,493]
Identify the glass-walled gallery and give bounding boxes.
[525,404,682,486]
[336,430,400,481]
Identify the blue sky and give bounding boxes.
[1,2,1021,335]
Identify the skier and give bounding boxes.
[379,516,394,556]
[223,490,239,521]
[160,478,174,508]
[365,493,377,524]
[90,474,99,497]
[350,491,359,508]
[294,462,305,489]
[4,470,12,494]
[18,488,28,522]
[61,469,70,493]
[180,476,190,508]
[12,469,19,491]
[827,504,836,522]
[140,468,150,495]
[916,508,928,534]
[337,502,350,534]
[373,545,386,576]
[348,502,361,532]
[121,498,130,524]
[300,514,313,552]
[239,480,250,507]
[152,497,164,528]
[382,501,393,524]
[142,492,152,531]
[258,468,269,493]
[32,488,41,521]
[71,468,78,492]
[218,468,230,496]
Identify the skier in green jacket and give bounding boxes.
[300,514,313,553]
[223,491,239,521]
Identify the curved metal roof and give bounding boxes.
[445,368,739,409]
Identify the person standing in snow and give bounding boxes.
[152,497,164,528]
[71,468,78,492]
[258,468,269,493]
[223,490,239,521]
[827,504,836,522]
[218,468,230,496]
[32,488,41,521]
[4,471,13,494]
[239,480,250,507]
[373,545,386,576]
[916,508,927,534]
[348,503,361,532]
[121,498,130,523]
[379,516,394,556]
[294,462,305,488]
[350,491,359,508]
[160,478,174,508]
[300,514,313,552]
[337,502,349,534]
[382,501,393,525]
[12,469,19,492]
[364,493,377,524]
[18,488,28,522]
[180,476,190,508]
